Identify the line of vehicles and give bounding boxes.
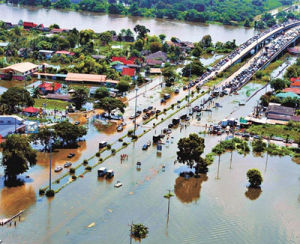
[97,167,123,188]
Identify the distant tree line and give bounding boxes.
[5,0,295,25]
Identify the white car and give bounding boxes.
[54,166,63,173]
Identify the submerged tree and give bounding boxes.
[131,223,149,239]
[247,169,263,188]
[1,134,37,184]
[72,87,88,110]
[177,133,209,174]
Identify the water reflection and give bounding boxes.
[0,185,36,217]
[174,174,208,203]
[245,187,262,201]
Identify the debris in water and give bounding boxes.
[108,209,113,213]
[129,192,134,195]
[87,222,96,228]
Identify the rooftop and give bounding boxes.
[267,105,295,116]
[66,73,107,83]
[1,62,38,73]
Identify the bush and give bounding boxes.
[118,138,123,142]
[132,135,138,140]
[72,175,77,180]
[46,189,55,197]
[132,224,149,239]
[83,159,88,165]
[247,169,263,188]
[111,148,116,154]
[69,168,76,174]
[128,130,133,136]
[122,142,128,146]
[99,158,103,162]
[85,166,92,171]
[107,144,112,150]
[56,179,60,184]
[96,152,100,157]
[39,189,45,195]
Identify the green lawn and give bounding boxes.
[246,123,300,142]
[34,99,70,111]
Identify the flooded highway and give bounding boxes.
[1,77,299,243]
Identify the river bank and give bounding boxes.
[0,3,257,44]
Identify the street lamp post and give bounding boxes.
[48,129,54,191]
[133,85,138,136]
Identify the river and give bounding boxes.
[0,3,257,44]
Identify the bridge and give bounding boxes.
[197,20,300,86]
[214,25,300,93]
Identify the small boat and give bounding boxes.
[114,181,123,188]
[54,166,63,172]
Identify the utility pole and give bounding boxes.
[133,85,138,136]
[188,62,191,104]
[48,129,54,191]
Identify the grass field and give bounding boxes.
[246,122,300,142]
[34,98,70,110]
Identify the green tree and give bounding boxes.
[182,60,205,77]
[54,0,71,9]
[200,35,212,48]
[134,24,150,39]
[54,121,87,146]
[99,31,112,46]
[131,223,149,239]
[1,134,37,183]
[30,127,56,151]
[162,66,177,86]
[0,87,34,114]
[159,34,166,42]
[96,97,126,115]
[177,133,209,174]
[252,138,267,153]
[72,87,88,110]
[270,78,289,91]
[116,80,130,93]
[150,41,162,53]
[94,87,109,100]
[247,169,263,187]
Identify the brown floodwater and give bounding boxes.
[0,80,299,242]
[0,3,257,44]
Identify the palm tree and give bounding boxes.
[212,144,225,179]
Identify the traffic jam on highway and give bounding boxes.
[196,19,300,85]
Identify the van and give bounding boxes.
[98,167,107,177]
[99,141,107,149]
[164,93,171,100]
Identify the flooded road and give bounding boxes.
[0,80,299,243]
[0,4,257,43]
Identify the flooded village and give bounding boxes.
[0,3,300,244]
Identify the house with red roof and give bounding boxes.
[291,81,300,88]
[290,77,300,82]
[23,22,37,29]
[23,107,40,116]
[50,28,69,34]
[283,87,300,95]
[38,82,62,95]
[55,50,75,57]
[122,68,136,79]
